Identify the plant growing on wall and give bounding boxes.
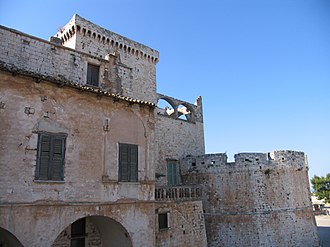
[311,173,330,203]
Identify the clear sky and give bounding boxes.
[1,0,329,179]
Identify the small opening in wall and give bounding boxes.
[192,162,196,167]
[158,213,168,230]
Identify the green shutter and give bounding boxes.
[167,161,178,186]
[38,134,51,180]
[129,145,138,182]
[51,137,65,180]
[119,144,129,181]
[36,133,66,181]
[119,143,138,182]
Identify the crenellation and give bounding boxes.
[56,15,159,64]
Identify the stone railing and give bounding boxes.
[155,186,201,201]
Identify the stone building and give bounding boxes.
[0,15,319,246]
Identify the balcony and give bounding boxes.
[155,186,202,201]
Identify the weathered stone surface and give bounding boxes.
[155,200,207,247]
[0,14,319,247]
[181,151,320,247]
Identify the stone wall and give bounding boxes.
[55,14,159,103]
[52,217,102,247]
[0,72,155,204]
[0,20,157,104]
[154,94,205,186]
[0,202,155,247]
[155,200,207,247]
[181,151,320,247]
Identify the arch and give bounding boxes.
[177,103,194,122]
[52,216,133,247]
[157,98,177,118]
[0,227,24,247]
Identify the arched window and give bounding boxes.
[157,98,176,117]
[177,104,192,121]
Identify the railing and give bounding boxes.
[155,186,201,201]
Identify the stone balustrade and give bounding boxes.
[155,186,201,201]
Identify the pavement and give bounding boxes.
[315,215,330,247]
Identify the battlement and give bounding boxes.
[156,93,203,123]
[56,14,159,64]
[181,150,307,175]
[0,19,158,103]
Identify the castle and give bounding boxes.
[0,14,320,246]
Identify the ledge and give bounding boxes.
[0,61,156,108]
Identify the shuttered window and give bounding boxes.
[86,63,99,86]
[167,160,179,186]
[119,143,138,182]
[36,133,66,181]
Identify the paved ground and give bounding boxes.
[315,215,330,247]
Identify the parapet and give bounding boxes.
[181,150,307,175]
[56,14,159,64]
[156,93,203,123]
[181,153,228,174]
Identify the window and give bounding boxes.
[36,133,66,181]
[167,160,179,186]
[71,218,86,247]
[119,143,138,182]
[86,63,99,86]
[158,213,168,230]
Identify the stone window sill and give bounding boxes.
[33,180,65,184]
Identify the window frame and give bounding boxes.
[167,160,179,186]
[118,143,138,182]
[35,132,67,182]
[86,63,100,87]
[158,212,169,230]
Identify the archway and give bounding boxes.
[52,216,133,247]
[156,98,176,117]
[177,103,194,122]
[0,227,24,247]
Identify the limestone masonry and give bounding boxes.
[0,14,320,246]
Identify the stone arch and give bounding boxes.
[52,216,133,247]
[157,97,177,118]
[0,227,24,247]
[177,103,195,122]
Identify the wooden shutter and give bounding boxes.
[167,161,178,186]
[38,134,51,180]
[129,145,138,182]
[51,136,65,181]
[87,64,99,86]
[119,144,129,181]
[36,133,66,181]
[119,143,138,182]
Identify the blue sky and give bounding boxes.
[1,0,329,178]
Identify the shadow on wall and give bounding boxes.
[0,227,24,247]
